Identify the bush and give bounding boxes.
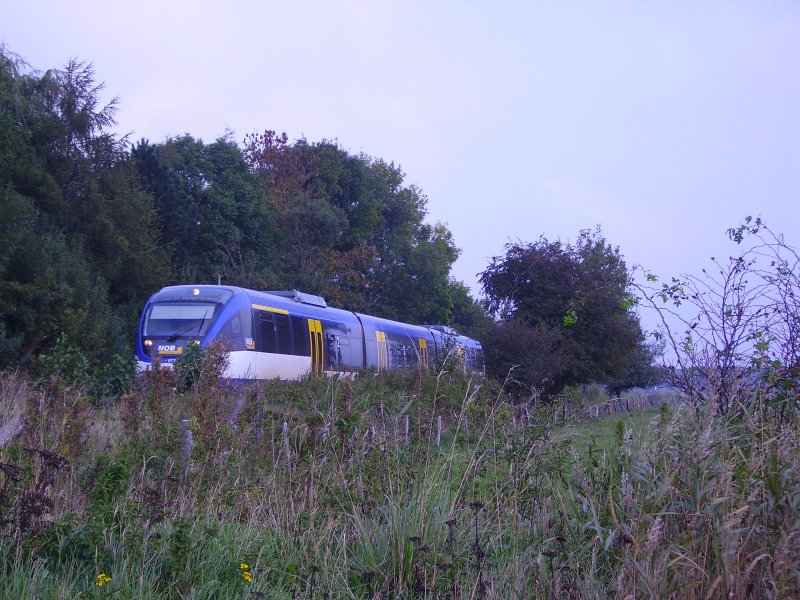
[634,217,799,420]
[37,334,135,403]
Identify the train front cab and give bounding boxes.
[136,285,252,372]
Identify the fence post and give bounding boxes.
[181,419,193,459]
[228,387,246,426]
[436,415,442,447]
[283,419,292,471]
[321,420,330,443]
[0,415,24,449]
[404,415,410,444]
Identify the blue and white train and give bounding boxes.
[135,285,484,380]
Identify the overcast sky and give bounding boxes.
[3,1,799,325]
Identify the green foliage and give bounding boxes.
[92,353,137,400]
[0,47,168,368]
[173,341,204,393]
[479,228,653,396]
[85,456,131,517]
[2,44,482,377]
[38,333,92,387]
[244,134,467,325]
[132,135,278,289]
[0,367,798,598]
[164,518,192,577]
[37,334,135,402]
[173,339,229,395]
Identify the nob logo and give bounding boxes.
[157,344,179,353]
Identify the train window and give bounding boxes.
[217,309,254,351]
[217,314,240,350]
[258,313,278,353]
[144,303,216,336]
[326,334,342,368]
[292,317,309,356]
[257,313,313,356]
[228,315,241,336]
[407,344,417,369]
[275,314,292,355]
[389,343,415,371]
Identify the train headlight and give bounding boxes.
[144,339,153,356]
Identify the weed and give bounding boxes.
[0,368,797,598]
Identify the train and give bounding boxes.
[135,285,484,380]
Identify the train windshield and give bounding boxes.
[144,303,217,338]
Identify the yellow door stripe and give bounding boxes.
[308,318,323,376]
[376,331,388,371]
[252,303,289,315]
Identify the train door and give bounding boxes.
[418,338,429,370]
[375,331,388,371]
[308,319,323,376]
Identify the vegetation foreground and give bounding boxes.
[0,356,798,600]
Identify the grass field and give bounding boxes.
[566,408,663,456]
[0,360,797,599]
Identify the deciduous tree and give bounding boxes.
[480,229,650,396]
[0,48,166,365]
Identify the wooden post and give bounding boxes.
[0,416,24,448]
[228,387,246,426]
[436,415,442,447]
[181,419,193,459]
[282,419,291,469]
[322,421,330,443]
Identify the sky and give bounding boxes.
[2,1,799,330]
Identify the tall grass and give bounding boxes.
[0,361,797,599]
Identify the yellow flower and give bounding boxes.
[242,570,253,583]
[96,573,112,587]
[239,563,249,570]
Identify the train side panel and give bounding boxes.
[357,313,435,372]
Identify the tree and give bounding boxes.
[447,280,492,337]
[0,48,166,365]
[243,133,465,324]
[0,44,480,372]
[281,193,348,293]
[479,228,651,397]
[133,135,279,288]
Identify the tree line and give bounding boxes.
[0,47,656,397]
